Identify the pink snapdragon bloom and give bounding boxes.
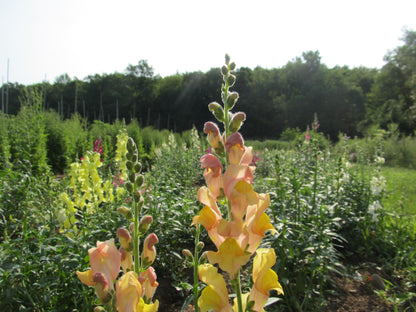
[204,122,223,150]
[142,233,159,266]
[139,266,159,300]
[200,154,223,199]
[305,132,310,140]
[76,239,121,303]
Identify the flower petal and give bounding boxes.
[116,271,143,312]
[89,238,121,290]
[206,238,251,277]
[198,264,232,312]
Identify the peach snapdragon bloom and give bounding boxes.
[76,239,121,302]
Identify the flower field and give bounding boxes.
[0,57,415,311]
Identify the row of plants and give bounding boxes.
[1,56,415,311]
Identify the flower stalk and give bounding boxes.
[194,54,283,312]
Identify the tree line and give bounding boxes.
[1,29,415,141]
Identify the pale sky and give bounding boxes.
[1,0,415,85]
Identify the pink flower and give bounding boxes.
[201,154,223,199]
[305,132,310,140]
[142,233,159,266]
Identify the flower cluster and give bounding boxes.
[77,137,159,312]
[192,55,283,312]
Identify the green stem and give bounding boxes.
[232,270,244,312]
[133,198,140,274]
[193,225,201,312]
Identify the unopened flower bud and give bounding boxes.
[226,91,239,109]
[182,249,194,262]
[117,206,133,221]
[135,195,144,210]
[196,242,204,253]
[229,112,246,133]
[129,222,134,234]
[199,251,209,265]
[227,74,236,87]
[225,54,231,65]
[126,160,133,171]
[117,228,133,251]
[94,307,106,312]
[126,139,136,157]
[229,62,236,70]
[125,182,134,193]
[135,174,144,188]
[133,191,141,202]
[208,102,225,122]
[139,215,153,233]
[128,172,136,183]
[134,162,142,173]
[221,65,228,76]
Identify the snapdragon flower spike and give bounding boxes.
[194,132,278,277]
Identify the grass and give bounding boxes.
[382,166,416,217]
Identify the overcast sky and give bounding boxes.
[1,0,415,85]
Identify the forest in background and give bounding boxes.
[1,29,415,141]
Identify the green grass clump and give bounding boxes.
[382,166,416,216]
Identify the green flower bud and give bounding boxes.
[133,191,141,202]
[229,62,236,71]
[182,249,194,262]
[221,65,228,76]
[125,182,134,193]
[94,306,106,312]
[226,92,239,110]
[196,241,204,253]
[126,138,136,155]
[117,206,133,221]
[126,160,133,171]
[227,74,236,87]
[199,251,209,265]
[225,54,231,65]
[135,196,144,210]
[208,102,225,122]
[128,172,136,183]
[134,162,142,173]
[135,174,144,188]
[229,112,246,133]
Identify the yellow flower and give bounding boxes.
[137,297,159,312]
[249,248,283,311]
[246,194,277,253]
[116,271,143,312]
[198,264,232,312]
[206,238,251,277]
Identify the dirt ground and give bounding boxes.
[153,264,399,312]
